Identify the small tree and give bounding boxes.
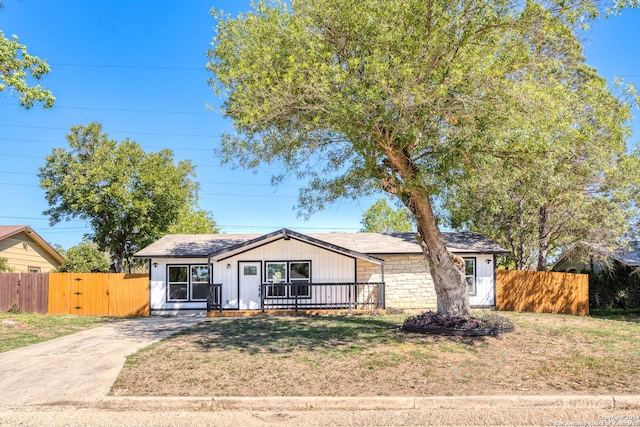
[361,199,415,233]
[56,240,110,273]
[39,122,201,272]
[0,257,12,272]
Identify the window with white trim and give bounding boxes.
[264,261,311,298]
[266,262,287,297]
[464,258,476,296]
[289,261,310,298]
[167,264,209,302]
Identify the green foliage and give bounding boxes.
[207,0,628,315]
[442,7,640,271]
[38,122,200,272]
[360,199,415,233]
[0,25,54,108]
[56,240,110,273]
[589,267,640,310]
[166,205,220,234]
[0,257,11,272]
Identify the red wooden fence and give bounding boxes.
[0,273,49,313]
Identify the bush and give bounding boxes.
[7,302,20,314]
[589,267,640,310]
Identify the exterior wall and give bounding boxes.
[358,255,436,309]
[553,247,607,274]
[0,233,61,273]
[358,253,496,309]
[148,242,496,314]
[470,254,497,306]
[148,238,365,314]
[213,238,358,310]
[149,257,209,314]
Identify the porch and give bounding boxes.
[206,282,385,314]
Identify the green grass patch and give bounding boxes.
[0,312,110,353]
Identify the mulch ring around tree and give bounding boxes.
[401,311,515,336]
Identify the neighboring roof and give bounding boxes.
[0,225,66,264]
[134,228,507,259]
[555,241,640,269]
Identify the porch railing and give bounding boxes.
[206,283,223,312]
[206,282,385,312]
[260,282,385,311]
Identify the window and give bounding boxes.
[190,265,209,301]
[464,258,476,296]
[28,266,41,273]
[266,262,287,297]
[264,261,311,298]
[167,264,210,302]
[290,262,310,298]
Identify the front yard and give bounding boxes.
[110,311,640,397]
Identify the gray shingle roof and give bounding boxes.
[134,229,507,258]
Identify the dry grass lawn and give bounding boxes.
[110,311,640,397]
[0,313,109,353]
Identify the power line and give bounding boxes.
[0,102,219,116]
[0,170,300,187]
[0,123,223,139]
[50,62,205,71]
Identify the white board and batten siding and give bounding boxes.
[149,238,359,314]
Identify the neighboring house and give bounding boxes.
[0,225,65,273]
[135,228,507,315]
[553,241,640,274]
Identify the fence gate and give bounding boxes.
[48,273,149,316]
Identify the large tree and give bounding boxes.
[208,0,621,316]
[39,122,200,272]
[0,2,54,109]
[443,8,640,271]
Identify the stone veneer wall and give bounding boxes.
[358,254,437,310]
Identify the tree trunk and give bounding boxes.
[384,149,471,317]
[112,254,124,273]
[412,194,471,317]
[537,205,549,272]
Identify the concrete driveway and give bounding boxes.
[0,316,206,407]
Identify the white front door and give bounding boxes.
[239,262,261,310]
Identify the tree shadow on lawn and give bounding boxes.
[177,315,494,355]
[590,310,640,324]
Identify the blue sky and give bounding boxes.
[1,1,639,250]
